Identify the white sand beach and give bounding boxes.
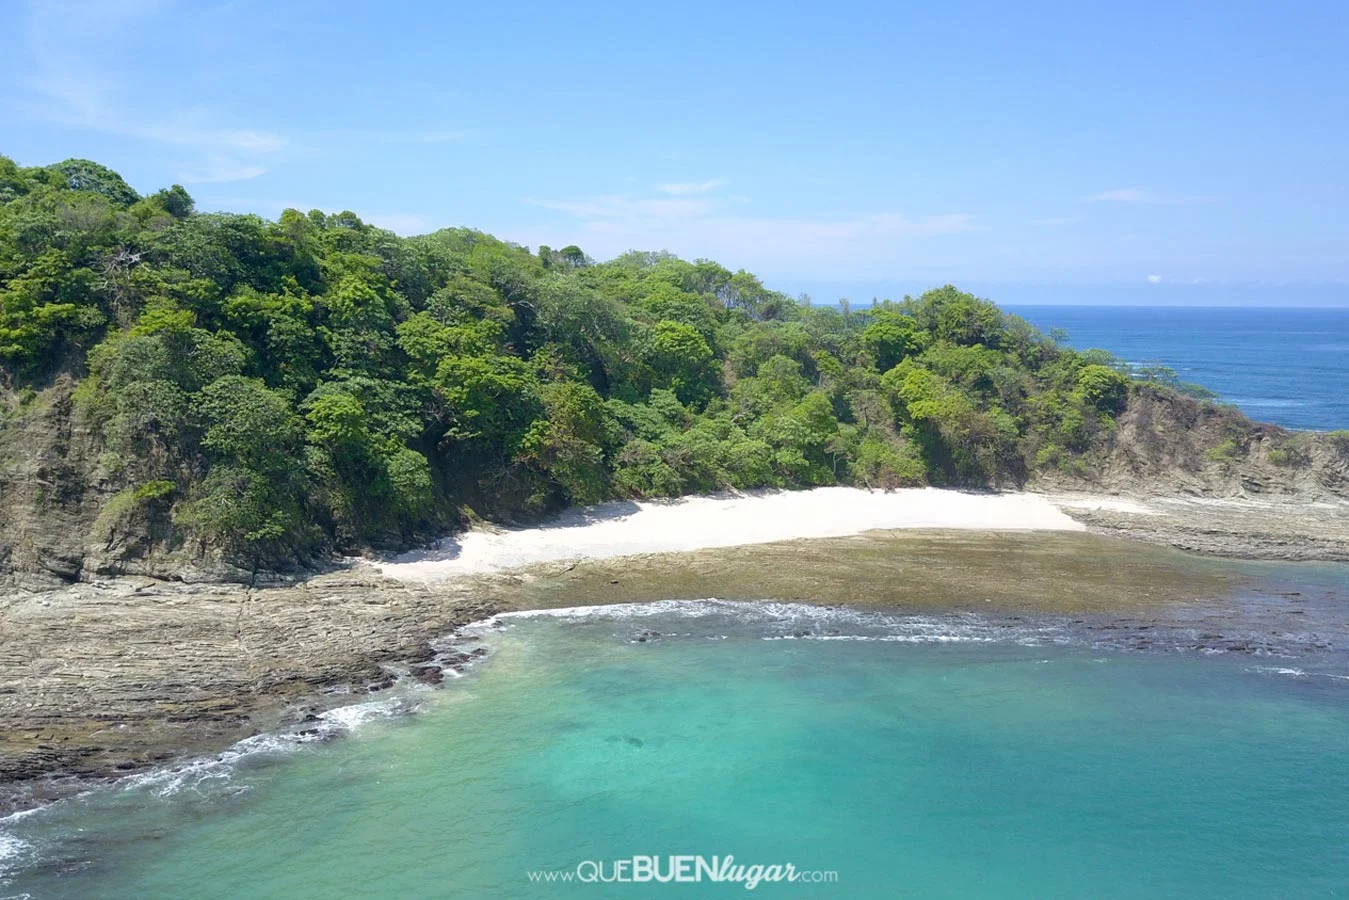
[376,487,1089,582]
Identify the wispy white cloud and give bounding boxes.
[511,188,983,278]
[177,158,268,184]
[380,131,470,145]
[655,178,729,196]
[316,129,471,146]
[1088,187,1154,204]
[363,212,439,235]
[1087,187,1215,205]
[532,189,977,235]
[529,194,721,219]
[1146,274,1163,284]
[17,0,285,182]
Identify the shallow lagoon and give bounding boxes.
[5,591,1349,899]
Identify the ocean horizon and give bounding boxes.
[784,282,1349,310]
[1006,304,1349,431]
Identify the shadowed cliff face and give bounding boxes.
[0,380,247,590]
[1040,385,1349,499]
[0,377,106,590]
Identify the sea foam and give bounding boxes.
[480,598,1077,647]
[118,695,416,799]
[0,831,27,876]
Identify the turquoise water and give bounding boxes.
[5,601,1349,899]
[1009,305,1349,430]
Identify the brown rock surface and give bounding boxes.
[0,568,496,812]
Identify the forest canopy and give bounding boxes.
[0,156,1140,564]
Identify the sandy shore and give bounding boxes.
[3,485,1348,811]
[377,487,1087,581]
[376,486,1349,583]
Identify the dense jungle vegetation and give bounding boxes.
[0,156,1143,564]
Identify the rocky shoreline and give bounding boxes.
[0,570,500,814]
[2,489,1348,815]
[1049,491,1349,560]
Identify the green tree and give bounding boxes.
[198,376,303,474]
[518,380,613,503]
[859,309,924,371]
[645,320,718,405]
[47,159,140,207]
[1077,364,1131,415]
[434,353,541,449]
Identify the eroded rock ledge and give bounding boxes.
[0,569,496,812]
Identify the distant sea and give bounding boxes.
[1009,306,1349,431]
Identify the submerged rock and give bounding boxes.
[409,664,444,685]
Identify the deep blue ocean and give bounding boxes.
[1009,306,1349,431]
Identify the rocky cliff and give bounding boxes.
[0,380,250,590]
[1040,384,1349,499]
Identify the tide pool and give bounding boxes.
[4,603,1349,899]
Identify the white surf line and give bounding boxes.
[375,486,1087,582]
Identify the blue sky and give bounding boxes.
[3,0,1348,303]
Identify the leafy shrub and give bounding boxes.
[1077,365,1130,415]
